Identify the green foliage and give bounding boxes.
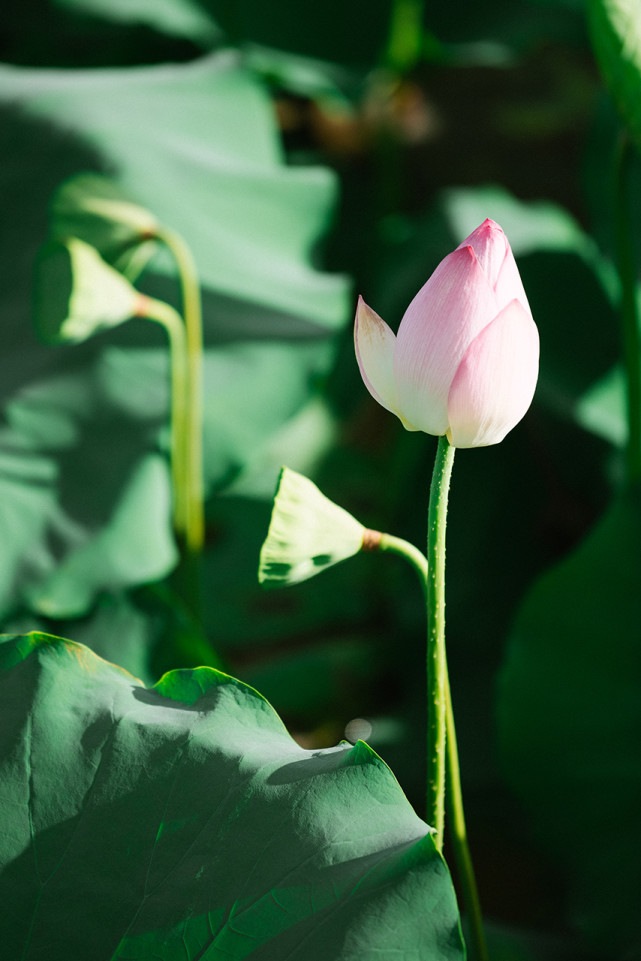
[28,453,177,618]
[497,489,641,957]
[55,0,220,45]
[0,51,349,632]
[589,0,641,149]
[2,0,640,955]
[0,632,464,960]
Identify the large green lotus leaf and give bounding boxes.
[88,341,337,495]
[0,54,349,331]
[0,435,59,617]
[497,490,641,955]
[0,632,464,960]
[26,452,177,619]
[589,0,641,149]
[0,52,349,624]
[0,348,175,621]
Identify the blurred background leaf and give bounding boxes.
[589,0,641,151]
[0,51,349,651]
[497,489,641,958]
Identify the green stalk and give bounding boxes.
[385,0,423,72]
[156,227,205,552]
[378,532,429,582]
[136,294,189,538]
[445,673,488,961]
[426,434,455,848]
[377,528,488,961]
[614,133,641,484]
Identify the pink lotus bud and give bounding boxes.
[354,219,539,448]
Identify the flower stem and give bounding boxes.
[156,227,205,552]
[614,133,641,484]
[426,434,455,848]
[377,527,487,961]
[378,532,428,583]
[445,672,488,961]
[135,294,189,538]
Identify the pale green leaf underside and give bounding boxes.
[0,633,464,960]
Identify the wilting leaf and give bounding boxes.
[0,632,464,960]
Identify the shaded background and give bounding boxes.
[1,1,639,958]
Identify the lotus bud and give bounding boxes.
[259,467,369,587]
[355,219,539,448]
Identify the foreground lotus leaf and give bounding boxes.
[0,633,464,960]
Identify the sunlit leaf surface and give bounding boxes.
[0,632,464,960]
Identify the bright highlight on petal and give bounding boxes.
[354,296,400,417]
[447,300,539,448]
[395,246,498,436]
[354,219,539,449]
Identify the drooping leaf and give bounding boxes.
[0,632,465,960]
[497,490,641,956]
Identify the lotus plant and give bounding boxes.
[354,219,538,960]
[259,220,537,961]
